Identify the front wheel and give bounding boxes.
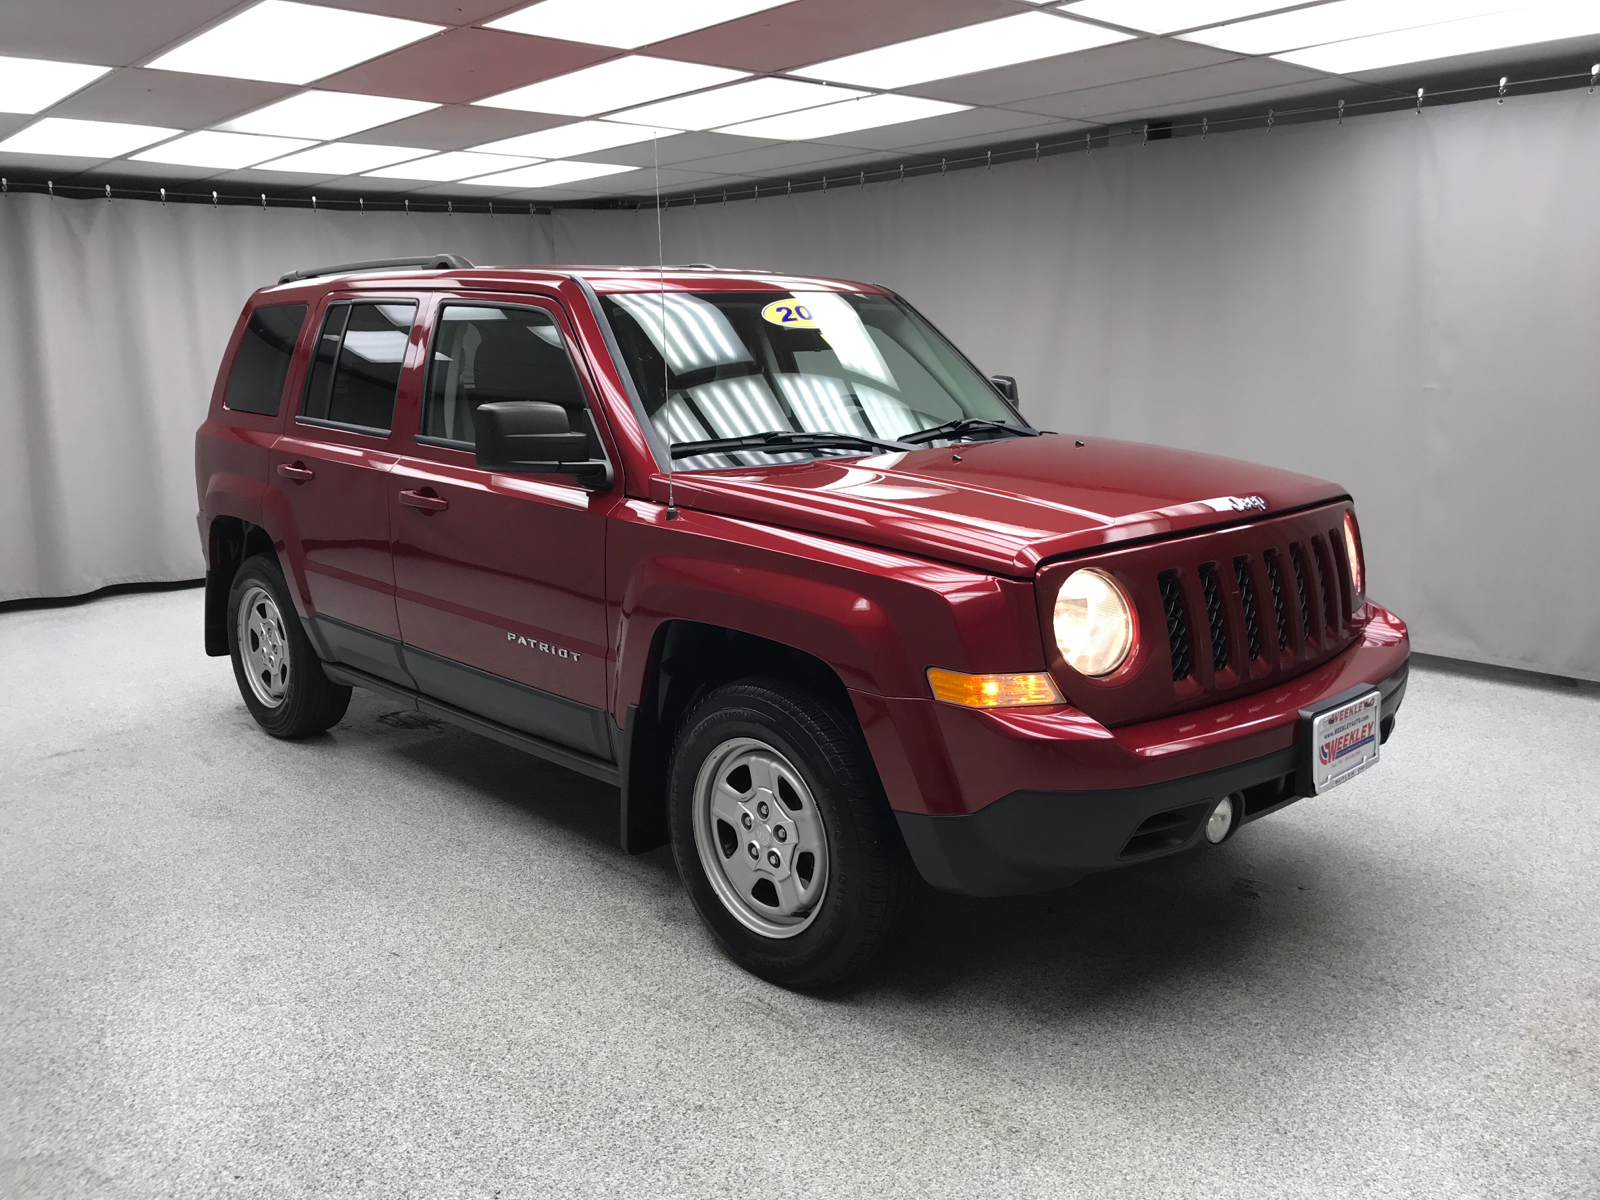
[669,680,913,988]
[227,554,351,737]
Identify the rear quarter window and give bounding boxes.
[224,303,308,416]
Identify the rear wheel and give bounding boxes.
[227,554,350,737]
[669,679,913,988]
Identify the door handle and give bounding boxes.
[399,488,449,513]
[277,462,315,482]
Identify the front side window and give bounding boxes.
[599,290,1019,470]
[421,304,587,445]
[224,303,307,416]
[300,301,416,434]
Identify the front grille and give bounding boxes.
[1198,563,1229,673]
[1289,542,1314,642]
[1264,550,1289,651]
[1158,571,1192,681]
[1035,502,1363,729]
[1234,556,1262,661]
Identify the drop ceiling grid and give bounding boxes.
[0,0,1593,203]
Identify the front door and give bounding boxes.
[269,296,419,686]
[389,297,615,758]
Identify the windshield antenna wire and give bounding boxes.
[655,133,678,521]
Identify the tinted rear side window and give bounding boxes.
[300,301,415,434]
[223,303,307,416]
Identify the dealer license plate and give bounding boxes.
[1307,688,1381,794]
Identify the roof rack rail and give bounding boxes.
[277,253,474,285]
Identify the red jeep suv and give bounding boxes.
[195,254,1409,987]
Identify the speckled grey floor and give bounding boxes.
[2,588,1596,1200]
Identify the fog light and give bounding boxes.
[1205,795,1235,844]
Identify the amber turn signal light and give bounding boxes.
[927,668,1065,708]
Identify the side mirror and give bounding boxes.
[475,401,612,488]
[989,374,1019,407]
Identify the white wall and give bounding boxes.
[2,86,1596,680]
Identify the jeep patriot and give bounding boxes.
[195,254,1409,987]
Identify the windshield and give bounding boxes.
[598,289,1022,470]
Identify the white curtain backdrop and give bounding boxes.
[2,86,1596,681]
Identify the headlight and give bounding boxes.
[1342,510,1365,602]
[1053,568,1135,677]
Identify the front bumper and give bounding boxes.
[885,619,1409,897]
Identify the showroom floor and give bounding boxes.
[2,588,1596,1200]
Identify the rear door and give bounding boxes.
[269,296,420,686]
[388,295,619,757]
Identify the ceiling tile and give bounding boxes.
[650,0,1018,73]
[49,69,293,128]
[0,114,31,142]
[793,105,1075,152]
[905,36,1236,107]
[902,116,1095,155]
[570,130,778,167]
[314,0,522,26]
[672,142,881,177]
[317,27,617,105]
[1089,77,1344,124]
[1010,56,1326,120]
[341,104,571,150]
[0,0,238,66]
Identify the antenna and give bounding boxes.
[656,132,678,521]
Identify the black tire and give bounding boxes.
[668,679,914,989]
[227,553,351,738]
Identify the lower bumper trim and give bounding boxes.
[897,659,1407,897]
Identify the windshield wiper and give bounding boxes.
[898,417,1040,446]
[669,429,915,459]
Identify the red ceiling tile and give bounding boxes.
[650,0,1019,73]
[317,27,618,105]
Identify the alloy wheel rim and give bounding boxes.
[692,737,830,939]
[237,584,290,708]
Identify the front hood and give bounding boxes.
[647,433,1348,576]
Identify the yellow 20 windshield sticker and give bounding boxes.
[761,299,819,329]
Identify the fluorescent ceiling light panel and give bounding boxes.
[131,130,314,168]
[0,56,111,115]
[0,117,179,158]
[613,77,866,131]
[476,56,746,116]
[254,142,432,174]
[1182,0,1517,55]
[487,0,797,50]
[463,161,639,188]
[1057,1,1316,35]
[1279,1,1600,73]
[364,151,537,181]
[222,91,439,139]
[146,0,442,85]
[717,94,969,140]
[472,120,668,157]
[797,12,1133,90]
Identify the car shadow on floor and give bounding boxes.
[355,695,1395,1017]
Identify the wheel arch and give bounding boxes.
[619,620,864,855]
[204,516,276,656]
